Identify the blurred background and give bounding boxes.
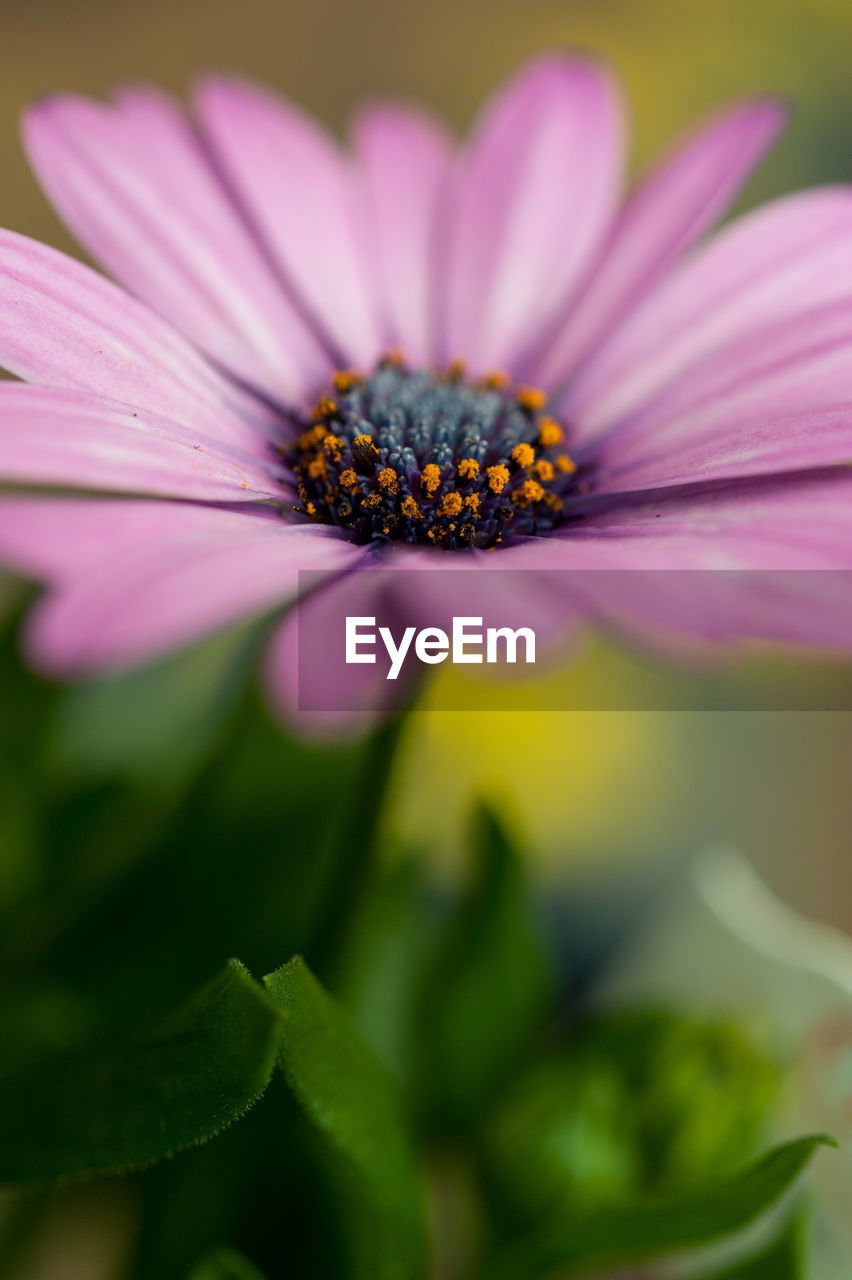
[1,0,852,932]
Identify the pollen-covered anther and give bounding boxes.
[381,346,407,367]
[420,463,442,496]
[486,464,510,494]
[339,467,358,491]
[297,423,327,452]
[479,370,510,390]
[457,458,479,482]
[378,467,399,494]
[440,492,463,517]
[445,358,467,383]
[352,433,380,471]
[538,416,563,448]
[511,442,535,469]
[556,454,577,474]
[535,459,555,482]
[402,496,423,520]
[464,493,480,515]
[516,386,547,413]
[331,369,363,393]
[307,456,327,481]
[512,478,545,508]
[322,434,344,463]
[314,395,338,419]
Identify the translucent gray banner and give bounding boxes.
[296,569,852,711]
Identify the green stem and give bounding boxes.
[307,706,411,982]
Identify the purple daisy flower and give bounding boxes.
[1,53,852,725]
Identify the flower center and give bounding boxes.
[284,354,578,549]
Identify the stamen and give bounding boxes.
[284,356,580,549]
[331,369,363,393]
[516,386,547,413]
[511,443,535,469]
[538,417,563,448]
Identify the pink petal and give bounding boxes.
[594,404,852,495]
[441,53,625,373]
[0,384,283,500]
[0,496,363,673]
[529,97,786,392]
[351,104,454,366]
[506,473,852,653]
[0,229,278,454]
[568,188,852,441]
[590,298,852,479]
[22,89,330,405]
[194,75,384,369]
[0,494,282,580]
[542,471,852,568]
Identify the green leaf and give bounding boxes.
[424,805,551,1123]
[0,960,282,1183]
[264,958,428,1280]
[187,1246,269,1280]
[701,1217,803,1278]
[491,1136,833,1280]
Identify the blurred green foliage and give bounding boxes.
[0,602,834,1277]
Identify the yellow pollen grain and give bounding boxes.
[486,464,510,494]
[363,493,382,510]
[323,435,343,462]
[441,492,463,517]
[307,457,327,481]
[556,453,577,474]
[535,459,555,482]
[457,458,479,481]
[298,424,327,451]
[306,502,318,518]
[353,433,373,449]
[421,463,442,496]
[464,493,481,516]
[339,468,358,490]
[379,467,399,494]
[332,369,362,392]
[402,496,423,519]
[512,478,545,507]
[511,442,535,469]
[516,386,547,412]
[538,417,563,448]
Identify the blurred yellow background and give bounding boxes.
[2,0,851,932]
